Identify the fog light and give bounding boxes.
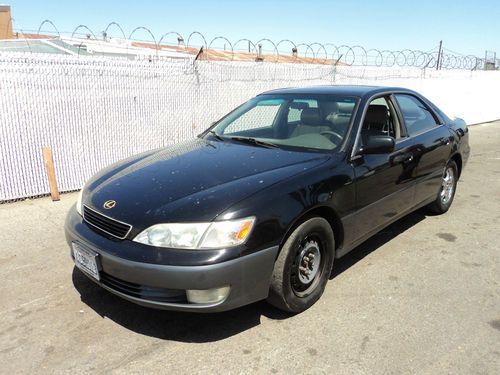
[186,286,231,304]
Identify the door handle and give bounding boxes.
[392,153,414,164]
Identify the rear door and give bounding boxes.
[393,94,453,205]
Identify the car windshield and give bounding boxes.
[208,94,359,152]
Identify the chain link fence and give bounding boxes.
[1,51,499,203]
[0,53,339,202]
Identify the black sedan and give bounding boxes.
[65,85,470,313]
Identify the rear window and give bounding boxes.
[395,94,438,136]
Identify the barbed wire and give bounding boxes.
[36,19,60,37]
[9,20,495,70]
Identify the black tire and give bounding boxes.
[425,160,458,214]
[267,217,335,313]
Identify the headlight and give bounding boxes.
[199,218,255,248]
[76,190,83,216]
[134,222,210,249]
[133,217,255,249]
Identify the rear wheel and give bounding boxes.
[267,217,335,313]
[425,160,458,214]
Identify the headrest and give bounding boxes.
[337,102,355,114]
[290,102,310,110]
[321,102,339,117]
[364,105,388,126]
[300,108,323,126]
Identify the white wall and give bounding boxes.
[334,66,500,124]
[414,71,500,125]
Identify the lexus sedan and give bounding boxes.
[66,85,470,313]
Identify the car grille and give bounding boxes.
[101,272,187,303]
[83,205,132,239]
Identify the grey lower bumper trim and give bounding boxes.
[74,243,280,312]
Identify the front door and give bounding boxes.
[351,96,417,242]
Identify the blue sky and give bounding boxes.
[6,0,499,56]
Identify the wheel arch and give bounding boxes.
[450,153,463,178]
[279,205,344,256]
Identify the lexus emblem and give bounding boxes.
[103,200,116,209]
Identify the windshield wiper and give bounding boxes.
[205,130,225,141]
[229,136,279,149]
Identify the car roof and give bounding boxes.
[259,85,413,98]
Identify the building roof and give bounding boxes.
[1,33,341,64]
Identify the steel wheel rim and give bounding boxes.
[291,235,324,297]
[440,167,455,204]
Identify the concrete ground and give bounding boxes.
[1,122,499,375]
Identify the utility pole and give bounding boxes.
[436,40,443,70]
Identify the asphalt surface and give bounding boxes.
[0,122,499,375]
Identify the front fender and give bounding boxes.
[218,159,356,257]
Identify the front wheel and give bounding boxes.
[425,160,458,214]
[267,217,335,313]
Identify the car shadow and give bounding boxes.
[72,210,427,343]
[72,267,291,343]
[330,210,427,279]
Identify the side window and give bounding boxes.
[394,94,438,136]
[224,102,281,134]
[361,96,401,141]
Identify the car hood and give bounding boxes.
[84,138,330,229]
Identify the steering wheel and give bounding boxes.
[320,130,343,144]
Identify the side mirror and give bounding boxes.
[359,135,395,155]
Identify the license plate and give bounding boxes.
[72,242,100,281]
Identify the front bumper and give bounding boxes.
[65,207,279,312]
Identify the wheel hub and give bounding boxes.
[296,240,321,284]
[440,167,455,204]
